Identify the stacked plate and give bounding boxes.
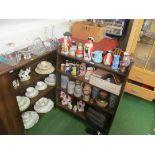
[35,61,55,74]
[34,97,54,113]
[21,111,39,129]
[16,96,30,112]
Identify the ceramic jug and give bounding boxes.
[103,51,113,66]
[61,75,69,89]
[67,81,75,94]
[84,37,94,61]
[112,55,120,70]
[92,50,103,63]
[74,81,82,98]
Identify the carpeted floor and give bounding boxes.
[26,93,155,135]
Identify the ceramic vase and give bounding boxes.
[112,55,120,70]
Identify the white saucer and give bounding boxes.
[35,83,47,91]
[22,111,39,129]
[34,98,54,113]
[44,78,56,86]
[25,89,39,98]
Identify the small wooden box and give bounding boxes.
[71,21,106,43]
[89,75,122,96]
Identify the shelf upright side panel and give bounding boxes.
[0,73,24,135]
[56,47,62,106]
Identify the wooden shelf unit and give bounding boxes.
[0,49,57,134]
[56,46,132,134]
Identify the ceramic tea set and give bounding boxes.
[21,111,39,129]
[34,97,54,113]
[35,61,55,74]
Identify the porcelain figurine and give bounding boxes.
[103,51,113,66]
[73,105,78,113]
[76,43,83,58]
[69,41,77,56]
[61,38,69,55]
[61,92,72,106]
[122,52,131,67]
[80,63,86,76]
[92,50,103,63]
[61,32,71,55]
[85,67,95,81]
[63,32,71,47]
[18,67,31,81]
[84,37,94,61]
[68,102,73,110]
[112,55,120,70]
[77,100,85,112]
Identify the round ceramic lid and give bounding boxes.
[25,89,39,99]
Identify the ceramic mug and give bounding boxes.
[67,81,75,94]
[48,74,56,83]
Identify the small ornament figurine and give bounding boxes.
[77,100,85,112]
[80,63,86,76]
[84,37,95,61]
[69,41,77,56]
[61,32,71,55]
[112,55,120,70]
[122,52,131,67]
[76,43,83,58]
[103,51,113,66]
[18,67,31,82]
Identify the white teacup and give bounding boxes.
[36,81,45,88]
[48,74,56,83]
[26,87,35,95]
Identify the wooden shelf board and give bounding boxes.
[59,88,114,115]
[60,53,127,77]
[58,70,89,84]
[57,102,86,121]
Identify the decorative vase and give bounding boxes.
[112,55,120,70]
